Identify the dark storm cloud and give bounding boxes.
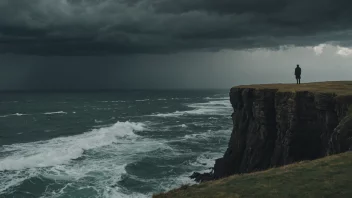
[1,0,352,55]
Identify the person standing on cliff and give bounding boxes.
[295,65,301,84]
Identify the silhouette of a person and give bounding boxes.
[295,65,301,84]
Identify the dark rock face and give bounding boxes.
[192,88,352,182]
[329,115,352,153]
[189,172,213,183]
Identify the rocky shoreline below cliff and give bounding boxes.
[190,82,352,183]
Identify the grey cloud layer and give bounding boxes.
[1,0,352,55]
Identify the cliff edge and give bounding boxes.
[193,81,352,182]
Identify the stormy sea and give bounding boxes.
[0,90,232,198]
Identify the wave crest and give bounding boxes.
[43,111,67,115]
[0,122,146,171]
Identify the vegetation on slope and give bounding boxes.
[154,152,352,198]
[234,81,352,97]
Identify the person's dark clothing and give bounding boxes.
[295,67,301,78]
[295,66,301,84]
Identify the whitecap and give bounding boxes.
[98,101,126,103]
[171,98,190,100]
[95,119,104,123]
[0,121,154,195]
[152,111,185,117]
[204,97,230,100]
[0,168,37,194]
[43,111,67,115]
[188,153,219,168]
[0,113,29,118]
[151,99,231,117]
[183,129,231,141]
[135,99,150,102]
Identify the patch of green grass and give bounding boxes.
[154,152,352,198]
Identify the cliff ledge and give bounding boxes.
[193,81,352,182]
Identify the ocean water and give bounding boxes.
[0,90,232,198]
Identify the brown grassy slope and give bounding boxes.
[154,152,352,198]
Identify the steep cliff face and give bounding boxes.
[212,87,352,179]
[329,113,352,154]
[193,83,352,182]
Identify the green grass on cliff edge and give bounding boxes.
[154,152,352,198]
[234,81,352,98]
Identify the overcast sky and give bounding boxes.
[1,0,352,90]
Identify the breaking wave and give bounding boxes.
[0,121,173,197]
[0,121,145,171]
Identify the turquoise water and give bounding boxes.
[0,90,232,198]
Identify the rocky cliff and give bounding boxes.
[192,81,352,182]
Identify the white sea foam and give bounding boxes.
[43,111,67,115]
[152,99,231,117]
[37,137,168,198]
[105,190,149,198]
[0,93,232,197]
[0,121,174,197]
[136,99,150,102]
[189,153,219,168]
[95,119,104,123]
[0,168,38,194]
[99,101,126,103]
[38,136,171,197]
[0,121,145,171]
[0,111,68,118]
[157,171,197,194]
[155,151,225,194]
[189,100,230,107]
[0,113,29,118]
[204,97,229,100]
[158,151,227,193]
[153,111,185,117]
[170,98,190,100]
[183,129,230,141]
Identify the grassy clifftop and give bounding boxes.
[234,81,352,97]
[154,152,352,198]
